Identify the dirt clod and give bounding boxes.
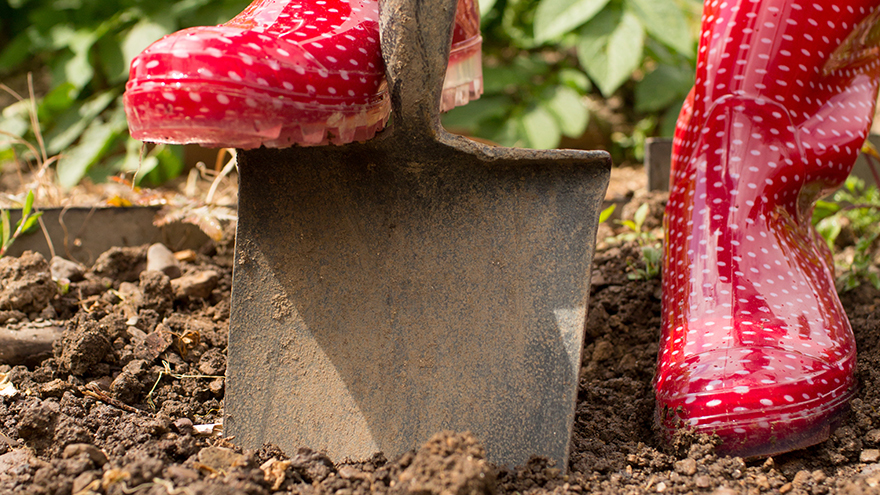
[397,432,496,495]
[0,251,56,314]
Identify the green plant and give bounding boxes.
[0,0,246,187]
[813,176,880,292]
[444,0,700,154]
[603,202,662,280]
[0,190,43,257]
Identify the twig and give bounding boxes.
[205,150,237,205]
[26,73,48,168]
[80,382,145,414]
[36,214,55,259]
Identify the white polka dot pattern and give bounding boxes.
[123,0,483,148]
[655,0,880,458]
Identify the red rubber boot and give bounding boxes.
[124,0,482,149]
[656,0,880,457]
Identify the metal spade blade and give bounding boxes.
[225,0,611,468]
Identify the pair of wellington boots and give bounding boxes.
[124,0,880,459]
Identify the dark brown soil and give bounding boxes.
[3,197,880,494]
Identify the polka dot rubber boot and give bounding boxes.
[655,0,880,458]
[124,0,482,149]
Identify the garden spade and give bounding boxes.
[225,0,611,468]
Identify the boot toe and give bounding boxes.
[657,344,856,457]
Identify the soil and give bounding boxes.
[3,185,880,494]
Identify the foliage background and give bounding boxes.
[0,0,702,188]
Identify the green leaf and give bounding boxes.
[577,5,645,96]
[482,65,535,94]
[599,204,616,223]
[56,119,121,189]
[626,0,695,56]
[51,49,94,90]
[519,105,561,149]
[659,98,685,137]
[534,0,611,42]
[45,90,118,155]
[479,0,499,17]
[558,68,592,93]
[635,63,694,113]
[0,32,34,72]
[633,203,649,231]
[141,144,184,186]
[38,82,78,118]
[20,190,34,223]
[19,212,42,235]
[122,19,173,68]
[442,95,513,133]
[0,100,31,143]
[543,85,589,137]
[1,211,10,251]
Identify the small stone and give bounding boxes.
[338,465,364,480]
[174,250,198,263]
[173,417,194,436]
[208,378,224,394]
[811,470,826,483]
[50,256,84,282]
[62,444,107,467]
[779,482,792,493]
[39,379,72,398]
[862,449,880,463]
[127,326,147,342]
[147,243,182,279]
[711,488,738,495]
[754,475,770,490]
[134,325,173,361]
[172,270,220,300]
[674,458,697,476]
[792,470,811,487]
[694,475,711,488]
[655,481,667,492]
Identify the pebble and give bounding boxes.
[172,270,219,300]
[674,458,697,476]
[49,256,84,282]
[862,449,880,463]
[694,475,711,488]
[147,243,182,279]
[792,470,811,487]
[867,429,880,444]
[62,443,107,466]
[172,417,194,436]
